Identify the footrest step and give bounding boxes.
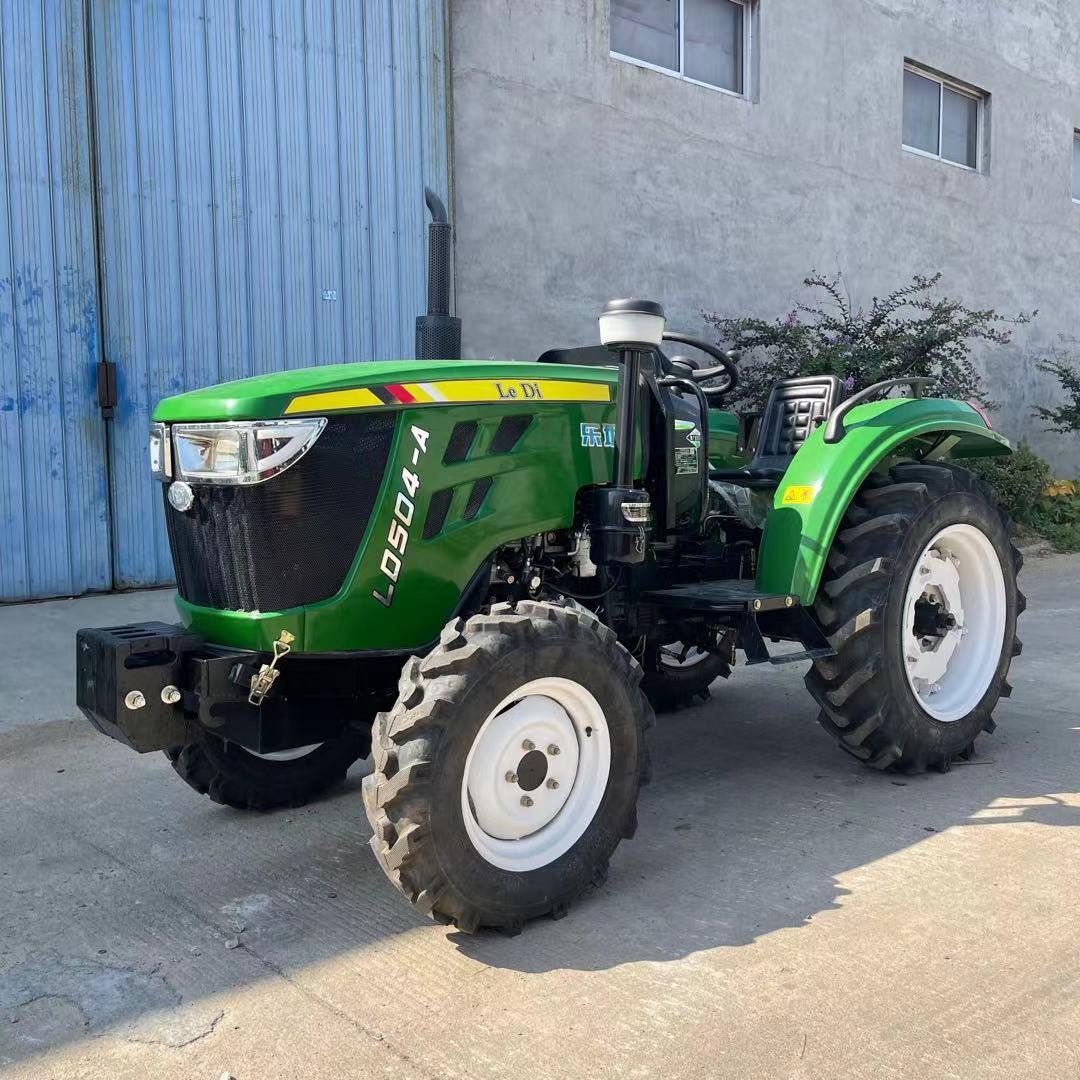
[642,580,798,614]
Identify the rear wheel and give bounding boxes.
[806,461,1023,772]
[166,725,371,811]
[363,601,651,932]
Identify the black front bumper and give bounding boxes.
[76,622,367,755]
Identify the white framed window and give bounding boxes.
[1072,131,1080,203]
[610,0,751,98]
[902,63,984,171]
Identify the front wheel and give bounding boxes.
[363,601,652,932]
[166,725,371,810]
[640,640,730,711]
[806,462,1024,773]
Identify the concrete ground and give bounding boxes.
[1,556,1078,1080]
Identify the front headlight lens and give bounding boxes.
[169,418,327,485]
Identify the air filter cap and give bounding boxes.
[599,299,666,349]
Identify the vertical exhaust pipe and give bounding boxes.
[415,187,462,360]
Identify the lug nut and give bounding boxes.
[547,744,560,756]
[161,685,181,705]
[520,795,534,807]
[522,739,535,751]
[930,683,942,694]
[529,575,542,590]
[124,690,146,711]
[546,778,559,790]
[505,771,518,784]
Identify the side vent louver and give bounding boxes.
[463,477,493,520]
[423,488,453,540]
[425,416,529,539]
[490,414,533,453]
[443,421,478,464]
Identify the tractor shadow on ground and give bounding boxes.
[449,672,1080,974]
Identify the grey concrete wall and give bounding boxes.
[449,0,1080,471]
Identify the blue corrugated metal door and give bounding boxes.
[0,1,111,601]
[0,0,449,601]
[89,0,450,588]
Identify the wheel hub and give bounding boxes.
[902,523,1006,722]
[461,677,611,871]
[659,641,709,668]
[514,748,549,792]
[465,694,579,841]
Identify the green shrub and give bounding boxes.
[1034,353,1080,434]
[965,443,1051,522]
[703,271,1034,412]
[1026,493,1080,552]
[966,445,1080,552]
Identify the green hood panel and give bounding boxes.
[171,394,626,653]
[153,359,619,422]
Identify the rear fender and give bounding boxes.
[756,397,1012,604]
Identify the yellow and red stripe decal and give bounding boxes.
[284,377,611,415]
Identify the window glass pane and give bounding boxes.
[903,69,940,155]
[1073,135,1080,200]
[942,87,979,167]
[611,0,679,72]
[684,0,743,92]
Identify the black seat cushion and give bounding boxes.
[712,375,844,486]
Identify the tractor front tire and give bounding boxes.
[363,601,652,933]
[806,461,1023,773]
[166,726,371,811]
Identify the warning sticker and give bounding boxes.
[781,485,815,505]
[674,447,699,475]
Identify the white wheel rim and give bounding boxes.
[242,742,323,762]
[461,677,611,872]
[658,641,710,669]
[902,523,1006,722]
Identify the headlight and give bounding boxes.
[149,422,172,480]
[166,418,327,486]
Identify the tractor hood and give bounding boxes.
[153,359,619,422]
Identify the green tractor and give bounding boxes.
[77,192,1024,933]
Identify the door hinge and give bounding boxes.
[97,360,117,419]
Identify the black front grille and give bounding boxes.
[164,413,396,612]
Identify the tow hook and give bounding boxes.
[248,630,295,706]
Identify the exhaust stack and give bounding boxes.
[415,188,461,361]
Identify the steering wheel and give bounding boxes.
[660,332,740,399]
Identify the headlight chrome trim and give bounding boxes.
[150,421,172,482]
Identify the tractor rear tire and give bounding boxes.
[641,641,730,711]
[166,726,371,811]
[805,461,1023,773]
[363,601,652,933]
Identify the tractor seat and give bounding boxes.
[711,375,845,488]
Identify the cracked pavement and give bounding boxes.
[2,555,1079,1079]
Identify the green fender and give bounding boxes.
[755,397,1012,604]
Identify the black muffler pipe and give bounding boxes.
[415,187,461,360]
